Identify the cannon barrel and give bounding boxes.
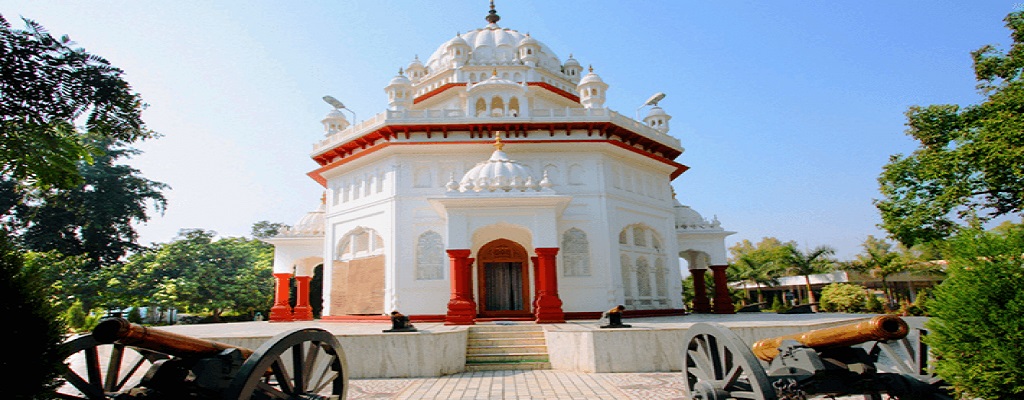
[751,315,909,361]
[93,317,254,360]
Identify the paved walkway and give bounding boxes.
[348,370,685,400]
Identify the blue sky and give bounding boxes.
[1,1,1017,260]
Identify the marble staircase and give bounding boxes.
[465,324,551,371]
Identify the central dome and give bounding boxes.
[424,27,562,75]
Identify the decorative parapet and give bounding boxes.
[311,107,682,158]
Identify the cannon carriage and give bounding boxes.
[682,315,953,400]
[58,318,348,399]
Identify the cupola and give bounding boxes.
[450,136,552,193]
[563,54,583,84]
[447,33,470,68]
[385,68,413,111]
[406,55,427,83]
[518,33,541,67]
[321,108,349,135]
[643,105,672,134]
[577,66,608,108]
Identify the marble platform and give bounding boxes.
[153,313,920,378]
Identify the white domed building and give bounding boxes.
[265,3,735,323]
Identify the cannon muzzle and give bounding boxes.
[93,317,254,360]
[751,315,909,361]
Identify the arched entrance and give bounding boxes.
[477,239,531,317]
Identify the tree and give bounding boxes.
[0,15,151,189]
[876,12,1024,247]
[251,220,289,239]
[109,229,274,321]
[0,15,155,399]
[925,227,1024,398]
[845,236,904,308]
[729,254,781,304]
[781,244,837,311]
[818,283,867,313]
[4,136,167,272]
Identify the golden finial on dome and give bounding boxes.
[486,0,500,24]
[320,192,327,204]
[492,68,498,77]
[588,65,594,73]
[493,134,504,151]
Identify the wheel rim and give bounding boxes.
[58,334,168,399]
[224,327,347,400]
[682,323,774,400]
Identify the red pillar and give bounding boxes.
[711,265,736,314]
[691,269,711,313]
[292,276,314,321]
[445,249,476,325]
[534,247,565,323]
[269,273,294,322]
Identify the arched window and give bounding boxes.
[508,97,520,118]
[475,98,487,117]
[636,257,651,298]
[490,96,505,117]
[561,228,591,277]
[336,227,384,261]
[619,224,666,309]
[415,231,445,280]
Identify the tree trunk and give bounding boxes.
[804,275,818,312]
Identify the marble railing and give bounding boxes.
[313,107,681,155]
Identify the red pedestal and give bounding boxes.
[445,249,476,325]
[292,276,314,321]
[534,247,565,323]
[691,269,712,313]
[269,273,294,322]
[711,265,736,314]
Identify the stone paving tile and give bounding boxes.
[347,370,687,399]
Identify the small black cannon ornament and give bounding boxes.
[682,315,953,400]
[58,318,348,399]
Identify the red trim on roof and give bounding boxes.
[412,82,466,104]
[527,82,580,103]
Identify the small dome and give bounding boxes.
[455,137,544,193]
[470,72,522,90]
[579,66,604,86]
[448,34,469,48]
[518,33,539,47]
[674,200,722,230]
[388,69,411,86]
[285,202,325,236]
[323,109,346,120]
[407,56,424,69]
[646,105,668,117]
[563,54,581,67]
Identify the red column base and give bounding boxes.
[534,295,565,323]
[711,265,736,314]
[692,298,712,313]
[292,306,314,321]
[269,305,294,322]
[445,299,476,325]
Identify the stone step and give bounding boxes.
[467,331,544,340]
[467,345,548,355]
[468,337,546,347]
[466,353,550,364]
[464,361,551,372]
[468,324,543,332]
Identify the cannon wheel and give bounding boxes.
[224,327,347,400]
[865,328,954,400]
[682,322,775,400]
[57,334,169,399]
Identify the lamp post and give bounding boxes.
[322,95,356,124]
[635,92,666,120]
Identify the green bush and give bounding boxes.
[127,307,143,324]
[818,283,866,313]
[65,300,88,331]
[864,293,884,313]
[925,228,1024,399]
[770,295,790,313]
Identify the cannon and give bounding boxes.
[682,315,953,400]
[58,318,348,399]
